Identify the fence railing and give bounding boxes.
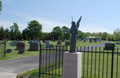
[39,45,120,78]
[0,41,6,58]
[39,45,68,78]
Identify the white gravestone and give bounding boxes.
[62,52,82,78]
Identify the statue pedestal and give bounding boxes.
[62,52,82,78]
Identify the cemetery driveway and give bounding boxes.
[0,41,113,78]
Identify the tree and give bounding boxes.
[42,32,52,40]
[10,23,21,40]
[84,32,91,37]
[51,26,64,40]
[5,28,11,40]
[0,1,2,14]
[102,32,109,40]
[22,28,29,40]
[61,26,70,39]
[27,20,42,39]
[0,26,6,40]
[113,28,120,41]
[78,30,85,39]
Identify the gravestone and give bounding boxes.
[116,43,120,45]
[65,41,70,45]
[94,38,97,42]
[16,42,26,50]
[11,41,18,46]
[89,38,93,42]
[104,43,115,50]
[18,49,25,54]
[37,41,42,45]
[84,37,89,42]
[45,41,49,45]
[62,39,65,42]
[6,49,12,53]
[42,39,45,43]
[45,41,54,48]
[79,39,82,41]
[57,40,62,45]
[28,40,33,43]
[28,43,39,51]
[33,39,36,43]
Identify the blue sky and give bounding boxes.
[0,0,120,34]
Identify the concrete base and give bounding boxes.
[62,52,82,78]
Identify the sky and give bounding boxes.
[0,0,120,34]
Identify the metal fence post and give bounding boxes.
[39,44,42,77]
[4,40,6,57]
[111,47,114,78]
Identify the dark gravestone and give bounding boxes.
[104,43,115,50]
[28,43,39,51]
[65,41,70,45]
[6,49,12,53]
[57,40,62,45]
[62,39,65,42]
[89,38,93,42]
[43,40,45,43]
[79,39,82,41]
[116,43,120,45]
[18,49,25,54]
[94,39,97,42]
[16,42,26,50]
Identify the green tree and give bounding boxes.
[84,32,91,37]
[0,1,2,14]
[27,20,42,39]
[22,28,29,40]
[113,28,120,40]
[61,26,70,39]
[42,32,52,40]
[0,26,6,40]
[51,26,64,40]
[10,23,21,40]
[102,32,109,40]
[78,30,85,39]
[5,28,11,40]
[92,32,98,38]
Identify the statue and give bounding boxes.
[69,16,82,53]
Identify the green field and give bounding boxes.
[0,40,107,61]
[0,41,5,58]
[17,40,120,78]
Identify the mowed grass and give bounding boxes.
[0,40,107,61]
[17,41,120,78]
[0,41,5,58]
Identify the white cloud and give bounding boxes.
[2,0,11,4]
[80,24,112,34]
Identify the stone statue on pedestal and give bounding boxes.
[69,16,82,53]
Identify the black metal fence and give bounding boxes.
[0,41,6,58]
[39,45,120,78]
[39,45,68,78]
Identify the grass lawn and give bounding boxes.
[0,40,107,61]
[17,41,120,78]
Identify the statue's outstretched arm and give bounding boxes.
[77,16,82,28]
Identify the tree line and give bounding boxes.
[1,20,120,41]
